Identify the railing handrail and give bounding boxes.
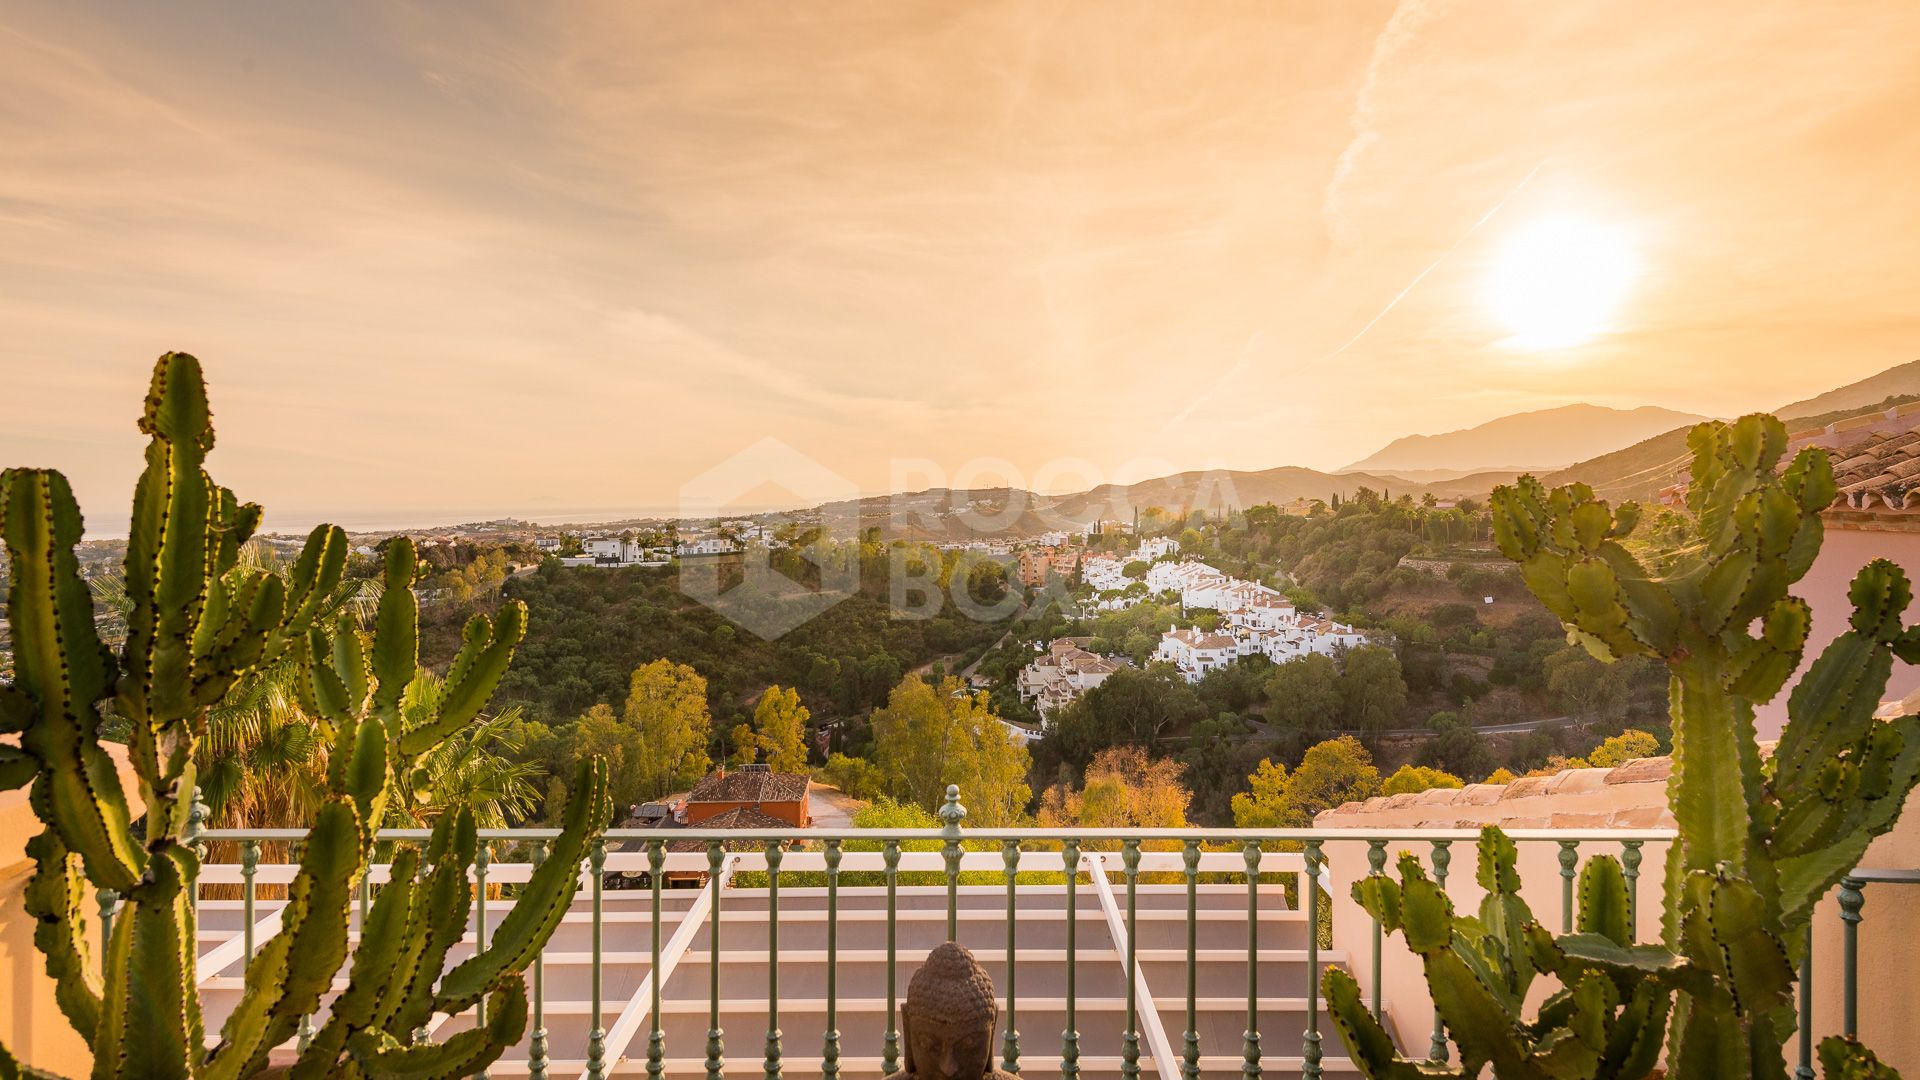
[196,825,1680,844]
[1847,867,1920,885]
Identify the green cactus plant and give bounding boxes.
[1475,413,1920,1077]
[0,352,610,1079]
[1325,827,1675,1080]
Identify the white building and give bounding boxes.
[1018,637,1129,716]
[1080,556,1130,594]
[1136,535,1180,561]
[1153,628,1240,681]
[677,537,739,556]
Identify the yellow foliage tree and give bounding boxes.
[625,658,713,799]
[1380,763,1464,797]
[752,684,811,773]
[870,674,1031,825]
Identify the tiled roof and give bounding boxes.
[666,806,796,853]
[686,770,810,805]
[1665,406,1920,524]
[1820,423,1920,510]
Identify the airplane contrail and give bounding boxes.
[1160,327,1269,432]
[1320,159,1548,362]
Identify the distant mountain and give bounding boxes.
[1346,404,1709,475]
[814,467,1521,541]
[1776,358,1920,420]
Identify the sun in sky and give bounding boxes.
[1486,215,1642,351]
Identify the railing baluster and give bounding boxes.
[1182,840,1200,1080]
[1796,921,1814,1080]
[824,839,843,1079]
[1621,840,1642,942]
[185,792,207,925]
[1558,840,1579,934]
[648,838,666,1080]
[764,840,784,1080]
[883,838,901,1074]
[1062,837,1081,1080]
[1002,838,1021,1074]
[706,841,726,1080]
[941,784,965,942]
[1428,840,1452,1064]
[475,840,490,1079]
[241,840,259,960]
[1241,840,1262,1080]
[1302,839,1324,1080]
[1122,838,1142,1079]
[1839,875,1864,1038]
[529,841,550,1080]
[587,837,608,1080]
[1365,838,1386,1016]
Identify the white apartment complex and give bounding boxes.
[1080,555,1130,593]
[1017,637,1130,717]
[1133,561,1369,681]
[1143,560,1282,611]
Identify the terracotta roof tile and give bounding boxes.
[687,770,810,804]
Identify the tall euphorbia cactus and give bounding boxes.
[0,352,609,1079]
[1483,414,1920,1077]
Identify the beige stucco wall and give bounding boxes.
[0,741,138,1076]
[1756,527,1920,739]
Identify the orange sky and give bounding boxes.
[4,2,1919,529]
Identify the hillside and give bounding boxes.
[828,468,1520,540]
[1777,358,1920,420]
[1345,404,1707,474]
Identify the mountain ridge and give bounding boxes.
[1346,403,1709,475]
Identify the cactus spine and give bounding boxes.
[0,353,610,1078]
[1387,413,1913,1078]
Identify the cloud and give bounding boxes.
[1322,0,1448,244]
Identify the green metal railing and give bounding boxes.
[179,795,1920,1078]
[1791,868,1920,1080]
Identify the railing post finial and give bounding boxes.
[939,784,967,834]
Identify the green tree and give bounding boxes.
[559,704,649,814]
[819,752,886,800]
[1542,644,1650,724]
[752,684,811,772]
[1338,644,1406,733]
[1262,653,1342,737]
[870,674,1032,825]
[1049,664,1204,771]
[624,658,713,799]
[1380,763,1464,797]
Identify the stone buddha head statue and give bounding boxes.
[894,941,1009,1080]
